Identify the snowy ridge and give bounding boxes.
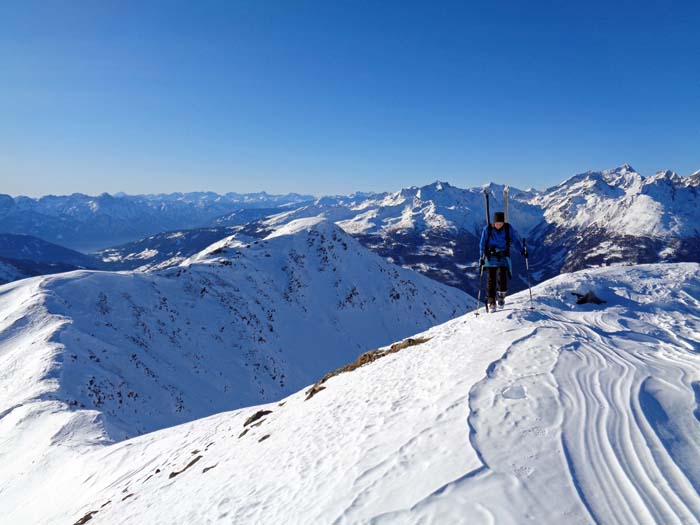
[2,263,698,523]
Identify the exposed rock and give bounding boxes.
[306,337,431,400]
[571,291,606,305]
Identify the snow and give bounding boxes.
[126,248,159,260]
[2,263,699,523]
[659,246,676,259]
[584,240,626,260]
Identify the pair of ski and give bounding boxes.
[474,186,533,316]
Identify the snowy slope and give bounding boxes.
[3,263,699,524]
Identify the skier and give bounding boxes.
[479,210,526,310]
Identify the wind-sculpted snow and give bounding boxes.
[3,263,697,524]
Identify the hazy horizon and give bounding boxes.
[5,161,700,200]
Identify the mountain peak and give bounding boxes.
[426,180,450,191]
[688,170,700,187]
[648,169,682,184]
[655,169,679,178]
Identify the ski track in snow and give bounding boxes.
[3,264,700,524]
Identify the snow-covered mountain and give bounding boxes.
[3,263,698,523]
[0,191,312,252]
[0,219,468,444]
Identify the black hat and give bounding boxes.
[493,211,505,223]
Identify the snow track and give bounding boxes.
[466,266,700,524]
[555,312,700,524]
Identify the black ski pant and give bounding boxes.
[486,266,508,300]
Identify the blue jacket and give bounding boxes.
[479,223,524,259]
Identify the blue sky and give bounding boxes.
[1,1,698,197]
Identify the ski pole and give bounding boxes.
[475,258,485,316]
[523,238,533,309]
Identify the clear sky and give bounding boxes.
[1,0,698,197]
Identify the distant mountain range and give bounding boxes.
[2,165,699,296]
[0,191,313,252]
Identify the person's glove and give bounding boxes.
[479,255,485,267]
[521,249,527,257]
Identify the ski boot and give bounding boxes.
[487,298,497,312]
[497,291,506,309]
